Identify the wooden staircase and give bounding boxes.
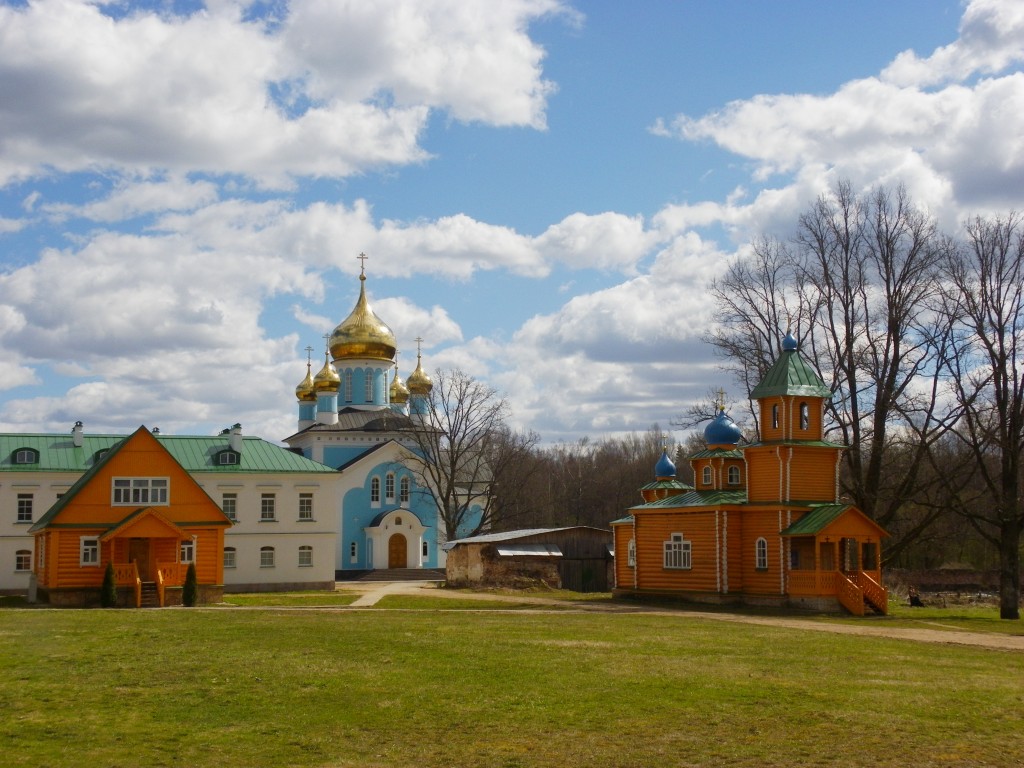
[139,581,160,608]
[837,572,888,615]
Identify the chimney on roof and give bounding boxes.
[229,423,243,453]
[72,421,83,448]
[152,427,160,435]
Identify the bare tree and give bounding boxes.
[402,369,538,541]
[941,213,1024,619]
[704,181,955,562]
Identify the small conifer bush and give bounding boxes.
[183,562,198,607]
[100,562,118,608]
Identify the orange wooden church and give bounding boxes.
[612,333,888,615]
[30,426,232,607]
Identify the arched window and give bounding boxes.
[400,476,410,503]
[755,538,768,570]
[771,404,779,429]
[344,370,353,403]
[727,465,741,485]
[15,550,31,572]
[13,448,39,465]
[385,472,396,501]
[701,466,712,486]
[350,541,357,562]
[800,402,810,430]
[422,540,429,559]
[627,538,636,568]
[216,449,239,466]
[260,546,275,568]
[298,545,313,567]
[370,477,380,503]
[365,369,374,402]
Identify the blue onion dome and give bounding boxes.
[704,408,742,445]
[782,330,799,351]
[654,448,676,479]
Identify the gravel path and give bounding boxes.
[335,580,1024,652]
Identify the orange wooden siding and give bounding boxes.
[634,510,720,592]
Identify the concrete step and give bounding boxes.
[355,568,446,582]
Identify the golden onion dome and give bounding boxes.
[329,271,397,363]
[389,362,409,409]
[312,352,340,392]
[295,362,317,402]
[407,352,433,395]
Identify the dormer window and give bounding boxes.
[12,448,39,465]
[216,449,240,466]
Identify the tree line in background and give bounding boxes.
[418,181,1023,619]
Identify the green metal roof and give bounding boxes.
[638,479,694,492]
[749,349,831,399]
[0,432,335,474]
[687,447,744,460]
[779,504,850,535]
[631,489,747,510]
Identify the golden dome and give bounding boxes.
[390,368,410,404]
[295,361,317,402]
[407,350,433,395]
[312,351,340,392]
[329,271,397,363]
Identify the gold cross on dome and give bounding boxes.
[716,387,726,411]
[357,252,368,275]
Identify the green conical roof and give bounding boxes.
[749,333,831,399]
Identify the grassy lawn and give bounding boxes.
[222,591,359,607]
[2,607,1023,767]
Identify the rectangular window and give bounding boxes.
[112,477,168,505]
[224,547,236,569]
[298,546,313,567]
[260,547,275,568]
[15,550,31,572]
[80,537,100,567]
[365,372,373,402]
[16,493,33,523]
[260,493,276,521]
[180,539,195,564]
[400,477,410,503]
[663,534,691,570]
[370,477,380,504]
[222,493,237,522]
[298,493,314,521]
[349,541,357,563]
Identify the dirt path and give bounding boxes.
[334,580,1024,652]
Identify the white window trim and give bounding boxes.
[663,533,692,570]
[222,493,238,522]
[701,466,712,486]
[298,545,313,567]
[627,538,636,568]
[224,547,237,569]
[16,493,33,523]
[112,477,169,506]
[180,539,196,564]
[298,492,314,521]
[80,536,100,567]
[727,465,741,485]
[260,546,276,568]
[385,473,395,502]
[755,537,768,570]
[15,549,32,572]
[260,493,277,522]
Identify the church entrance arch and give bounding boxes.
[388,534,408,568]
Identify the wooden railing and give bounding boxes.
[837,573,865,616]
[856,571,888,615]
[156,569,165,608]
[113,562,142,608]
[788,570,840,595]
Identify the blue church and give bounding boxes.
[284,260,480,573]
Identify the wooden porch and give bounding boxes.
[112,560,187,608]
[787,535,888,615]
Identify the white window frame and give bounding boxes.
[80,536,100,567]
[298,492,314,521]
[400,476,410,503]
[180,539,195,564]
[298,545,313,567]
[349,541,357,563]
[112,477,169,506]
[260,546,275,568]
[799,401,810,430]
[15,549,32,572]
[364,369,373,402]
[727,465,741,485]
[422,540,429,560]
[370,477,380,505]
[16,493,33,523]
[701,466,712,486]
[14,448,37,465]
[344,370,353,403]
[224,547,237,569]
[627,538,636,568]
[755,537,768,570]
[385,473,395,502]
[222,493,238,522]
[772,403,779,429]
[260,493,276,521]
[663,533,691,570]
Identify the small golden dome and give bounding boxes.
[329,270,397,363]
[389,356,410,404]
[295,362,317,402]
[312,351,340,392]
[407,351,433,395]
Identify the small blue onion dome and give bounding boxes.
[704,409,742,445]
[782,330,799,351]
[654,448,676,478]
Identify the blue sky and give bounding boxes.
[1,0,1022,445]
